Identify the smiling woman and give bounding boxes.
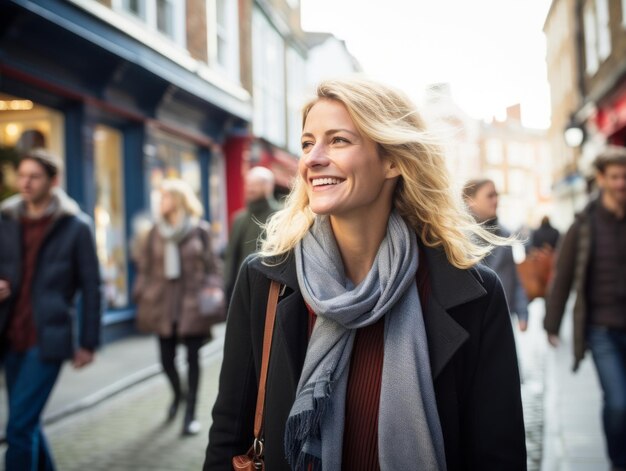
[204,77,527,471]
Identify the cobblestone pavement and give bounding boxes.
[1,352,221,471]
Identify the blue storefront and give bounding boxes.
[0,0,251,338]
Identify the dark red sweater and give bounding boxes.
[7,215,52,351]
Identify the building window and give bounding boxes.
[121,0,143,16]
[287,47,306,155]
[508,169,527,196]
[583,3,599,74]
[252,8,286,147]
[596,0,611,60]
[485,138,503,165]
[94,125,128,309]
[207,0,240,82]
[114,0,185,45]
[583,0,611,74]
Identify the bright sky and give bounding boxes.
[301,0,553,129]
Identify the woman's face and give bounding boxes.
[468,182,498,222]
[159,190,178,218]
[299,99,399,220]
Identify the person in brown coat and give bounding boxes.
[132,178,223,436]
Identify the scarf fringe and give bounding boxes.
[285,387,330,469]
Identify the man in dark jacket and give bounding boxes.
[530,215,560,250]
[223,166,280,302]
[545,146,626,471]
[0,149,102,471]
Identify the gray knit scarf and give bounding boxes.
[286,211,447,471]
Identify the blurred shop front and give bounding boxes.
[223,135,298,224]
[593,85,626,146]
[0,0,251,339]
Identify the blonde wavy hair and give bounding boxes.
[259,77,504,269]
[160,178,204,219]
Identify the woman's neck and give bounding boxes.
[25,195,54,219]
[330,212,390,286]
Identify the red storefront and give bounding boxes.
[593,85,626,145]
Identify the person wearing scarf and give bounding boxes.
[133,178,222,436]
[205,78,526,470]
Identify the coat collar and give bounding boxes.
[251,243,487,379]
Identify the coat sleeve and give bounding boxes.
[74,219,103,351]
[544,221,578,335]
[204,259,263,471]
[466,272,527,469]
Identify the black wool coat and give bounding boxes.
[205,245,526,470]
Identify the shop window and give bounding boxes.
[94,125,128,308]
[0,93,64,200]
[145,131,201,218]
[209,148,228,254]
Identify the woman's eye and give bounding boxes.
[301,141,313,150]
[332,136,349,144]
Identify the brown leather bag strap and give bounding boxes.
[253,279,281,439]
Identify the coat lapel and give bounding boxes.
[422,246,487,379]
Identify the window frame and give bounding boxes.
[112,0,186,46]
[252,8,286,147]
[583,2,599,74]
[206,0,241,82]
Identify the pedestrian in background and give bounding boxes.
[517,215,560,301]
[545,146,626,471]
[463,178,530,331]
[223,166,280,303]
[205,77,526,470]
[0,149,102,471]
[132,178,223,436]
[530,215,560,250]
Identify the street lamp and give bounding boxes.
[564,116,585,147]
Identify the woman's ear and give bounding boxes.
[385,160,401,179]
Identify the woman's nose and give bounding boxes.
[303,143,329,168]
